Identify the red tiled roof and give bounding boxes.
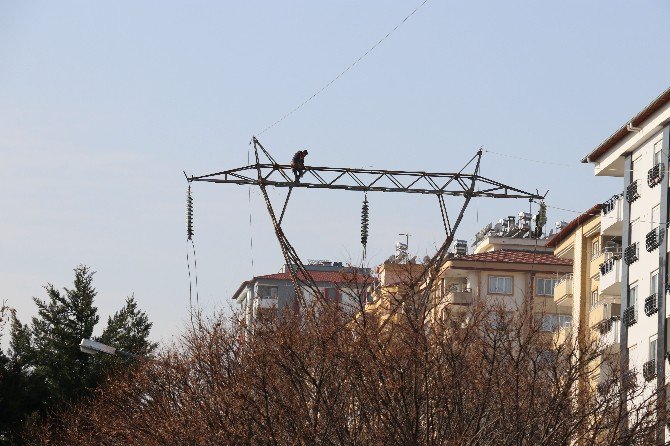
[256,270,370,283]
[545,204,601,248]
[454,250,572,266]
[582,86,670,163]
[232,270,372,299]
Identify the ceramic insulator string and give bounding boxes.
[361,194,369,253]
[187,185,194,241]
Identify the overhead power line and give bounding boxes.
[257,0,431,136]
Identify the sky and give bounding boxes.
[2,1,670,345]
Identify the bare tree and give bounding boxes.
[25,274,661,446]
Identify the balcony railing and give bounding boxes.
[643,359,657,382]
[254,295,279,310]
[601,194,623,236]
[553,274,573,305]
[626,180,640,203]
[599,256,622,295]
[644,293,658,316]
[444,289,473,306]
[624,243,639,265]
[647,163,665,188]
[646,226,665,252]
[602,194,622,215]
[600,255,620,275]
[623,306,637,327]
[589,302,621,329]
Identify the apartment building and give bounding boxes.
[582,86,670,442]
[364,213,573,331]
[546,204,622,383]
[431,241,573,327]
[232,261,372,327]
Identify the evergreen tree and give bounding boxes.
[0,313,46,446]
[99,295,157,360]
[0,265,156,445]
[30,265,100,405]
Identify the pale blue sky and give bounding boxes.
[2,1,669,343]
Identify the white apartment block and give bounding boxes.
[584,86,670,442]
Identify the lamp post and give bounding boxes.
[79,338,143,360]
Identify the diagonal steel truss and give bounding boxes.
[187,137,544,305]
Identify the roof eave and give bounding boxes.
[582,86,670,164]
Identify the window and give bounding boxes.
[654,140,663,166]
[629,283,638,308]
[536,278,558,296]
[649,337,657,361]
[591,290,599,308]
[592,239,600,259]
[489,276,512,294]
[539,314,572,332]
[324,288,340,304]
[652,205,661,229]
[651,271,659,295]
[258,286,278,299]
[559,314,572,328]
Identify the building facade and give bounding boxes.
[232,261,372,328]
[546,205,623,387]
[431,245,573,329]
[583,86,670,442]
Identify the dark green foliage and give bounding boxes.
[0,265,155,445]
[100,295,156,357]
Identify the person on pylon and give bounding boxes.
[291,149,308,182]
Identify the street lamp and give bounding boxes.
[79,338,143,360]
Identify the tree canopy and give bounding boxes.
[0,265,155,446]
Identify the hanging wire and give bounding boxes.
[247,148,255,272]
[256,0,431,136]
[185,185,199,325]
[361,194,369,261]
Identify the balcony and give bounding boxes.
[590,251,605,276]
[646,226,665,252]
[601,194,623,236]
[589,302,621,329]
[254,295,279,310]
[647,163,665,188]
[553,274,573,306]
[626,180,640,203]
[643,359,657,382]
[599,256,622,295]
[444,290,473,306]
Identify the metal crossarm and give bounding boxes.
[185,137,546,309]
[189,164,542,199]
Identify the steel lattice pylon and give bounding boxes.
[186,137,544,304]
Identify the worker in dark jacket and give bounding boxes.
[291,149,308,182]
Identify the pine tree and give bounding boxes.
[1,312,46,445]
[99,295,157,358]
[30,265,100,405]
[0,265,156,444]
